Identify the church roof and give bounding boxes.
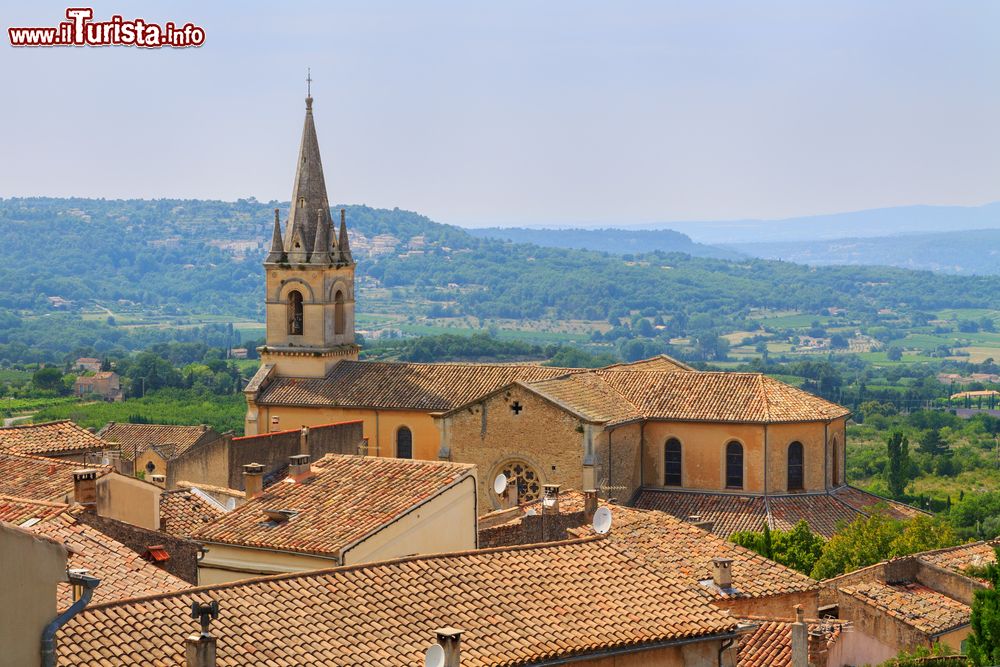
[55,537,737,666]
[632,486,924,539]
[284,95,332,259]
[256,360,579,411]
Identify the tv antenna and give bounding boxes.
[592,506,612,534]
[493,473,508,495]
[424,644,445,667]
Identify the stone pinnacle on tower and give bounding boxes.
[310,208,332,264]
[337,208,353,266]
[265,208,286,263]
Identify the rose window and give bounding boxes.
[499,460,541,503]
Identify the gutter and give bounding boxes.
[530,630,740,666]
[41,570,100,667]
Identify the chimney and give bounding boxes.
[541,484,560,515]
[711,557,733,589]
[243,463,264,499]
[298,426,309,455]
[288,454,313,482]
[790,605,808,667]
[583,489,598,521]
[73,469,98,511]
[186,601,219,667]
[150,474,167,488]
[436,627,462,667]
[501,478,519,510]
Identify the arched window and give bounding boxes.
[787,441,804,491]
[396,426,412,459]
[725,441,743,489]
[287,290,304,335]
[664,438,682,487]
[334,289,346,335]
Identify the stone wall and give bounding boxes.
[478,511,588,548]
[75,511,201,584]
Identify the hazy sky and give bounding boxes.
[2,1,998,227]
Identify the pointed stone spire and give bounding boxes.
[284,91,333,259]
[337,208,353,266]
[310,208,332,264]
[265,208,286,263]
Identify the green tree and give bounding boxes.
[887,346,903,361]
[967,546,1000,666]
[917,428,947,456]
[885,431,911,499]
[32,367,67,394]
[730,520,824,576]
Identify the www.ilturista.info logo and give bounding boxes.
[8,8,205,48]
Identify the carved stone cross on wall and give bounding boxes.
[510,401,523,415]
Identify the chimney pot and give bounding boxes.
[790,605,808,667]
[150,474,167,488]
[435,627,462,667]
[711,557,733,589]
[243,462,264,499]
[583,489,598,521]
[542,484,560,515]
[73,469,99,511]
[288,454,313,481]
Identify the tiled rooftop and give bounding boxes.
[56,538,738,666]
[0,495,70,526]
[192,454,475,557]
[737,618,844,667]
[98,422,218,460]
[840,580,970,636]
[34,509,190,608]
[0,419,109,456]
[632,486,923,539]
[159,489,227,538]
[917,540,999,582]
[0,450,111,502]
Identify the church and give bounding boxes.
[245,92,918,528]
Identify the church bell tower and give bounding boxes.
[258,89,359,378]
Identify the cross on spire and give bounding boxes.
[306,68,312,97]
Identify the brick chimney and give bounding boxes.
[288,454,313,482]
[436,627,462,667]
[243,463,264,499]
[73,469,98,511]
[541,484,560,515]
[583,489,598,521]
[711,557,733,589]
[790,605,807,667]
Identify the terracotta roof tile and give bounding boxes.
[257,360,580,411]
[737,618,844,667]
[0,450,111,502]
[0,495,70,526]
[192,454,475,557]
[632,487,923,539]
[33,510,190,608]
[525,373,641,423]
[56,538,737,666]
[0,420,108,456]
[98,422,219,460]
[840,580,970,635]
[159,489,226,538]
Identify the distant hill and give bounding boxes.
[466,227,741,260]
[620,201,1000,244]
[731,229,1000,275]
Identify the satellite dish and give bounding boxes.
[425,644,445,667]
[493,473,508,495]
[525,508,537,516]
[593,506,612,534]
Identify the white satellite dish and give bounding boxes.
[493,473,508,495]
[425,644,445,667]
[593,506,612,534]
[525,508,537,516]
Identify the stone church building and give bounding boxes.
[246,93,918,527]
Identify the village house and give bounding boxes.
[192,453,478,584]
[97,422,224,478]
[0,419,111,461]
[73,371,122,401]
[54,536,744,666]
[74,357,102,373]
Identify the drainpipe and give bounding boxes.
[41,570,100,667]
